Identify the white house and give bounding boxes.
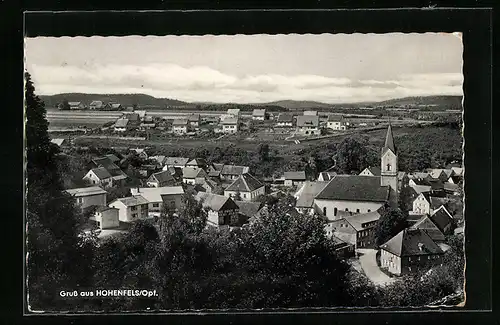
[92,206,120,230]
[221,116,239,134]
[130,186,185,217]
[359,166,381,177]
[182,167,208,185]
[109,195,150,222]
[172,119,189,134]
[146,170,176,187]
[252,109,266,121]
[296,116,320,136]
[224,173,265,202]
[412,192,448,215]
[283,171,307,187]
[275,113,294,127]
[327,115,347,130]
[65,186,108,210]
[69,101,86,110]
[114,118,129,132]
[83,167,114,188]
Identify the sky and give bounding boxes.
[24,33,463,104]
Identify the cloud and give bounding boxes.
[28,63,463,103]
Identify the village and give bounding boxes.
[50,105,464,285]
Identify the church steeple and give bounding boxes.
[383,123,396,154]
[381,123,399,207]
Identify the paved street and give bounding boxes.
[356,248,396,287]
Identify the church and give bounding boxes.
[312,124,400,221]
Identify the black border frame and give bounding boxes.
[2,5,495,325]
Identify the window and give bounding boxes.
[356,208,360,213]
[131,206,137,211]
[334,208,338,216]
[153,203,159,208]
[323,207,327,216]
[243,193,247,198]
[367,209,371,212]
[345,208,349,212]
[132,213,137,219]
[77,198,83,204]
[387,164,391,171]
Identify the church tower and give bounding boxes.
[381,124,398,206]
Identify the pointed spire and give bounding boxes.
[384,123,396,154]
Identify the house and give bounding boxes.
[83,167,114,188]
[443,182,461,195]
[147,170,176,187]
[186,158,207,170]
[187,114,200,129]
[65,186,108,211]
[283,171,307,187]
[140,116,156,129]
[221,116,239,134]
[114,118,129,132]
[182,167,208,185]
[172,119,189,134]
[194,177,219,194]
[296,116,320,136]
[50,138,68,147]
[220,164,250,181]
[149,155,167,167]
[303,110,318,116]
[69,101,86,110]
[327,115,347,130]
[429,205,454,235]
[252,109,266,121]
[227,108,241,117]
[412,192,448,215]
[224,173,265,202]
[89,100,104,110]
[163,157,190,169]
[450,167,464,178]
[325,210,382,249]
[107,103,122,110]
[294,181,329,215]
[122,113,140,126]
[275,113,294,127]
[130,148,148,160]
[235,200,263,220]
[359,166,381,177]
[135,110,147,120]
[109,195,150,222]
[380,228,444,276]
[428,169,454,182]
[317,171,337,182]
[195,192,241,227]
[130,186,185,217]
[331,236,356,259]
[91,206,120,230]
[410,215,446,242]
[89,157,128,186]
[314,125,400,220]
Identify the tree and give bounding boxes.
[60,99,70,110]
[258,143,270,162]
[374,207,407,246]
[335,137,370,174]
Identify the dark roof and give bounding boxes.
[114,119,129,128]
[328,115,344,122]
[148,170,175,184]
[361,166,381,176]
[277,113,294,122]
[187,158,207,167]
[221,165,249,175]
[235,201,263,218]
[90,167,112,180]
[296,115,319,127]
[225,173,264,192]
[124,113,140,122]
[252,109,266,116]
[105,154,120,163]
[380,228,444,257]
[410,215,446,242]
[164,157,190,166]
[95,206,118,213]
[430,206,453,233]
[183,167,207,179]
[283,171,306,181]
[382,124,397,154]
[315,175,389,202]
[195,192,237,212]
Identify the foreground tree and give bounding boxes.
[335,137,370,174]
[374,207,407,246]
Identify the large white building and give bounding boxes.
[224,173,265,202]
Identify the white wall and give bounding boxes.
[413,195,431,214]
[96,209,120,229]
[314,199,384,221]
[381,249,402,275]
[77,193,107,210]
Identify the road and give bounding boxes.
[356,248,395,287]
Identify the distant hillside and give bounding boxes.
[258,100,334,110]
[39,93,191,109]
[372,96,463,108]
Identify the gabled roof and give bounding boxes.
[172,119,188,126]
[51,138,66,146]
[430,206,453,233]
[221,117,238,125]
[89,167,112,180]
[227,108,240,115]
[235,201,263,218]
[410,184,432,195]
[66,186,107,197]
[429,169,454,180]
[315,175,389,203]
[343,211,382,231]
[382,124,396,155]
[131,186,184,203]
[408,172,431,179]
[410,215,446,242]
[90,100,103,106]
[277,113,294,123]
[295,181,329,208]
[221,164,249,175]
[104,154,120,163]
[148,170,175,184]
[112,195,149,207]
[195,192,237,212]
[380,228,444,257]
[134,110,147,119]
[164,157,190,166]
[110,103,122,109]
[187,158,207,167]
[451,167,464,177]
[183,167,207,179]
[68,101,82,106]
[360,166,381,176]
[150,155,166,165]
[296,115,319,127]
[283,171,306,181]
[123,113,140,122]
[211,163,224,171]
[92,157,124,177]
[318,171,337,181]
[252,109,266,116]
[225,173,264,193]
[328,115,344,122]
[444,183,461,193]
[115,119,129,128]
[188,113,200,122]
